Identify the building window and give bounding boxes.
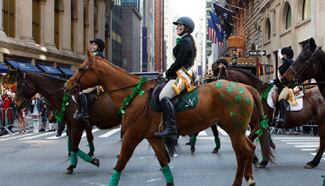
[54,0,61,49]
[32,0,41,44]
[286,5,291,29]
[2,0,15,38]
[266,18,271,40]
[302,0,311,20]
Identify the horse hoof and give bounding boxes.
[116,154,120,158]
[109,169,114,174]
[304,163,314,169]
[91,158,100,167]
[64,169,73,174]
[257,160,268,168]
[211,148,219,154]
[253,157,259,168]
[88,152,94,157]
[271,143,276,150]
[247,178,255,186]
[166,183,174,186]
[190,146,195,154]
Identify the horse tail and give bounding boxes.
[163,136,180,158]
[246,85,274,163]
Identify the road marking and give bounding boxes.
[98,128,120,138]
[217,126,228,136]
[198,130,207,136]
[274,137,318,140]
[81,128,100,138]
[286,142,319,145]
[46,132,67,140]
[282,139,319,142]
[20,132,56,140]
[295,145,319,148]
[301,149,317,151]
[0,133,34,141]
[146,178,162,183]
[310,152,325,156]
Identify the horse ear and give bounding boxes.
[87,49,94,60]
[309,37,316,51]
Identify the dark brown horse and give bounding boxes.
[64,50,272,186]
[14,72,120,174]
[225,67,325,168]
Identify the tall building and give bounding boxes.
[164,0,173,70]
[111,0,122,67]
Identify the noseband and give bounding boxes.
[289,47,321,84]
[72,57,97,92]
[16,73,36,107]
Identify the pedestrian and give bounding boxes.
[16,105,27,134]
[155,16,196,137]
[2,91,13,132]
[29,93,44,133]
[39,96,48,132]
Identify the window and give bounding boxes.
[286,5,291,29]
[2,0,15,38]
[266,18,271,40]
[54,0,61,49]
[302,0,311,20]
[32,0,41,44]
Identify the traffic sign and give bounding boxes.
[249,50,266,56]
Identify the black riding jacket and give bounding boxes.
[279,57,294,76]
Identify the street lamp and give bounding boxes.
[231,48,237,66]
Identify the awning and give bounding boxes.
[58,67,74,77]
[6,60,40,72]
[37,64,62,76]
[0,62,10,74]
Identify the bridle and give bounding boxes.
[288,46,321,84]
[70,57,97,92]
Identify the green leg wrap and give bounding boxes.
[161,165,174,184]
[67,138,71,152]
[77,150,93,163]
[70,151,78,166]
[214,137,220,149]
[254,153,257,158]
[262,154,267,161]
[88,141,95,154]
[109,170,121,186]
[190,135,197,147]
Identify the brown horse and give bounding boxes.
[14,71,120,174]
[225,67,325,168]
[64,50,271,186]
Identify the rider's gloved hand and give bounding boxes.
[162,71,167,79]
[278,49,283,59]
[266,80,274,85]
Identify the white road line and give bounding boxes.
[286,142,319,145]
[20,132,56,140]
[46,133,67,140]
[310,152,325,156]
[217,126,228,136]
[98,128,120,138]
[301,149,317,151]
[0,133,34,141]
[274,137,318,140]
[295,145,319,148]
[81,128,100,138]
[282,139,319,142]
[198,130,207,136]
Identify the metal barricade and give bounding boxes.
[0,107,13,135]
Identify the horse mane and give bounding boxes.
[94,56,141,80]
[227,67,264,84]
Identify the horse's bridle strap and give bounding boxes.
[104,79,156,93]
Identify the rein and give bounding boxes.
[103,79,156,93]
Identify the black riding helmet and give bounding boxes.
[173,16,195,33]
[90,38,105,52]
[281,46,294,59]
[217,59,228,67]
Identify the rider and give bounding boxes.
[155,16,196,137]
[74,38,105,120]
[269,46,294,126]
[215,59,228,80]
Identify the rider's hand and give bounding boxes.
[266,80,274,85]
[162,71,166,79]
[278,49,283,59]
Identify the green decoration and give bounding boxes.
[162,165,174,184]
[230,81,238,86]
[215,82,223,88]
[219,92,226,99]
[254,153,257,158]
[230,111,236,120]
[253,102,256,108]
[238,87,245,94]
[109,170,121,186]
[214,137,221,149]
[255,115,269,137]
[218,80,224,82]
[70,151,78,166]
[176,38,182,44]
[245,97,251,104]
[235,95,242,103]
[88,141,95,154]
[242,128,246,134]
[225,85,234,93]
[260,85,273,100]
[227,101,232,109]
[262,154,267,161]
[238,106,244,116]
[117,77,147,119]
[77,150,93,162]
[190,135,197,147]
[322,175,325,186]
[55,81,70,121]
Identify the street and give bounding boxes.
[0,127,324,186]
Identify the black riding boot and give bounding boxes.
[276,99,288,127]
[75,93,90,119]
[155,97,177,137]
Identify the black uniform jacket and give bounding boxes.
[166,34,195,80]
[279,57,294,76]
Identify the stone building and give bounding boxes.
[0,0,113,77]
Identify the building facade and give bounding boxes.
[0,0,113,73]
[154,0,164,72]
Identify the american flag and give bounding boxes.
[208,18,224,46]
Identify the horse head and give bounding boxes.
[15,71,37,109]
[282,37,323,87]
[65,50,101,94]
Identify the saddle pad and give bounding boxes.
[150,88,198,113]
[266,86,303,111]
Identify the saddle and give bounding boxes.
[150,82,198,112]
[267,86,304,111]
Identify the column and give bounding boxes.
[60,0,72,52]
[97,0,105,40]
[0,0,6,37]
[40,0,56,48]
[17,0,34,42]
[88,0,94,43]
[75,0,84,55]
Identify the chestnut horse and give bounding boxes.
[64,50,270,186]
[14,71,120,174]
[225,67,325,168]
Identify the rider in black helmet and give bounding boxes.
[90,38,105,59]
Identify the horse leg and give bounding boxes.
[85,126,95,156]
[229,134,255,186]
[109,130,144,186]
[248,132,259,167]
[147,137,174,186]
[305,123,325,168]
[211,124,220,154]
